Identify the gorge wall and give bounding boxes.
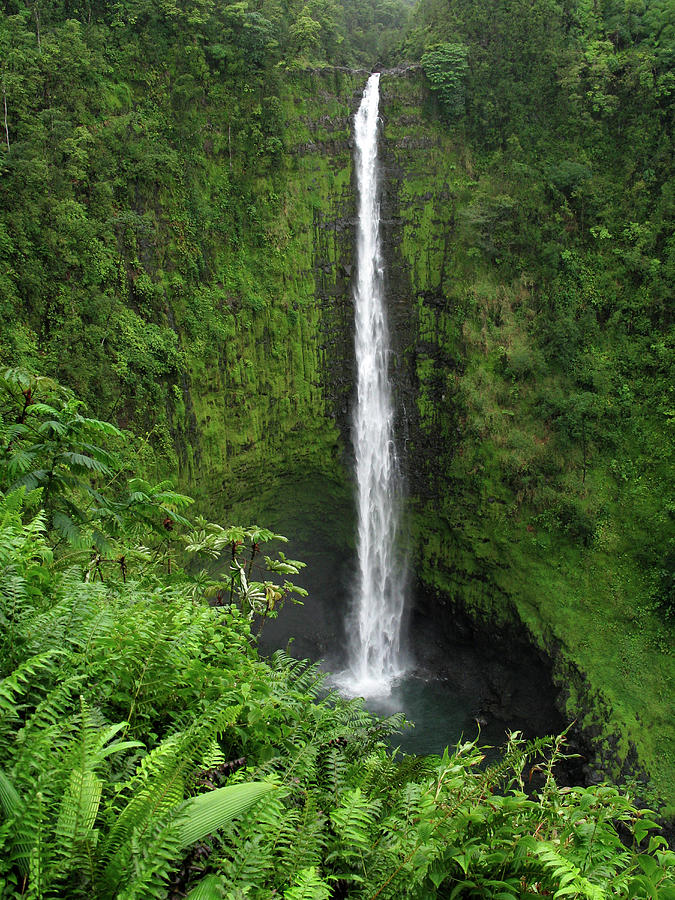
[376,72,673,806]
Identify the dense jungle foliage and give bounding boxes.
[0,370,674,898]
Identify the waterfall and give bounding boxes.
[344,72,406,697]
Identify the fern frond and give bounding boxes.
[176,782,276,850]
[0,650,63,723]
[283,866,332,900]
[320,745,348,799]
[329,787,381,861]
[183,874,225,899]
[0,768,31,876]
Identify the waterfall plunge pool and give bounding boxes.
[259,586,566,760]
[331,673,515,759]
[253,498,567,760]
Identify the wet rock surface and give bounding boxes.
[408,581,589,783]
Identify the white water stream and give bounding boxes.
[343,73,406,696]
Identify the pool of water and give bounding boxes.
[258,591,564,760]
[351,673,509,759]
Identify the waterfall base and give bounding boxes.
[238,474,570,762]
[330,664,408,700]
[258,563,568,757]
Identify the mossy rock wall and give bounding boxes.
[173,71,365,520]
[376,70,673,806]
[171,66,672,805]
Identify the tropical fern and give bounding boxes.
[329,787,382,866]
[283,867,332,900]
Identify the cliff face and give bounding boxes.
[379,70,514,623]
[176,71,362,519]
[172,72,362,657]
[375,72,672,805]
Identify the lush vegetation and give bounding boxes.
[1,371,674,898]
[1,0,674,882]
[0,0,408,485]
[379,61,674,802]
[407,0,674,620]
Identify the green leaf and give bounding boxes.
[79,417,124,437]
[0,769,30,876]
[37,418,67,436]
[26,403,60,418]
[264,557,302,574]
[183,875,224,900]
[0,769,22,821]
[175,782,276,850]
[658,887,675,900]
[52,511,84,547]
[92,529,116,557]
[283,866,331,900]
[637,854,659,879]
[60,451,112,475]
[56,769,103,846]
[12,468,49,491]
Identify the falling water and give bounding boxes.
[344,72,406,696]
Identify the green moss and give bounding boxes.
[380,72,674,806]
[164,70,362,511]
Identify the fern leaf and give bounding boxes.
[329,787,381,857]
[0,769,30,875]
[27,403,61,418]
[176,782,276,850]
[11,469,49,491]
[51,512,85,548]
[60,451,112,475]
[77,417,124,438]
[56,769,102,847]
[283,867,331,900]
[183,874,225,899]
